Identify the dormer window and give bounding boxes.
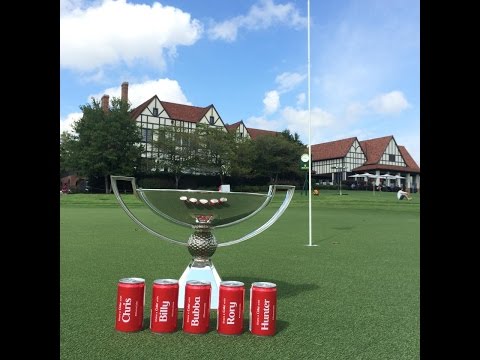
[153,108,158,117]
[209,116,214,125]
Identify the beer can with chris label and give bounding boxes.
[115,277,145,332]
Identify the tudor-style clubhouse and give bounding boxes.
[89,82,420,192]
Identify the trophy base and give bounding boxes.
[178,259,222,310]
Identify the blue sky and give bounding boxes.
[60,0,420,165]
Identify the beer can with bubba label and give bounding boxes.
[150,279,179,333]
[115,277,145,332]
[249,282,277,336]
[217,281,245,335]
[183,280,211,334]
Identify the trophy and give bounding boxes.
[111,176,295,310]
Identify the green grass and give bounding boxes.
[60,190,419,360]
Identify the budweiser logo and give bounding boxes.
[226,301,237,325]
[159,300,170,322]
[121,297,132,323]
[191,296,201,326]
[260,299,270,330]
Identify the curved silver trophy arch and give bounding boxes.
[111,176,295,310]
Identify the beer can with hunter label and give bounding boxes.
[249,282,277,336]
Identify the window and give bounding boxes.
[152,108,158,116]
[209,116,215,125]
[389,154,395,162]
[141,128,153,143]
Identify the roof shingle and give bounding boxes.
[247,127,279,139]
[311,137,357,161]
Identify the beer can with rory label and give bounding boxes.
[150,279,179,333]
[115,277,145,332]
[249,282,277,336]
[217,281,245,335]
[182,280,211,334]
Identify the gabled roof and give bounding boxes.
[352,138,420,174]
[247,127,279,139]
[160,100,211,123]
[359,135,392,164]
[130,95,156,120]
[129,96,212,123]
[225,121,242,133]
[398,146,420,172]
[311,137,357,161]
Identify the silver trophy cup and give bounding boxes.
[111,176,295,310]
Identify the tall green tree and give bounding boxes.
[154,123,200,189]
[70,97,143,193]
[196,125,236,184]
[229,137,255,178]
[281,129,305,146]
[60,131,76,177]
[250,135,305,183]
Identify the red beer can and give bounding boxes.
[249,282,277,336]
[182,280,211,334]
[115,277,145,332]
[150,279,179,333]
[217,281,245,335]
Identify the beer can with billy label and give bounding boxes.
[150,279,179,333]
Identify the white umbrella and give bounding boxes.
[393,175,405,179]
[359,172,375,178]
[382,174,397,179]
[348,174,363,178]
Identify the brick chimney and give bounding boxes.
[121,82,129,103]
[101,95,109,112]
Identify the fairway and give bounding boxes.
[60,190,420,359]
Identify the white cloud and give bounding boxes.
[245,115,278,131]
[275,72,306,93]
[245,106,334,145]
[60,112,82,134]
[344,102,366,121]
[60,78,190,134]
[208,0,306,42]
[60,0,203,71]
[90,78,190,108]
[368,91,410,114]
[296,93,306,107]
[281,106,334,138]
[263,90,280,114]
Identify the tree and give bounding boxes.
[229,137,255,178]
[281,129,304,146]
[250,135,305,183]
[196,125,236,184]
[69,97,143,193]
[60,131,76,177]
[154,123,200,189]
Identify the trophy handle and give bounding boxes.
[110,176,187,247]
[217,185,295,247]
